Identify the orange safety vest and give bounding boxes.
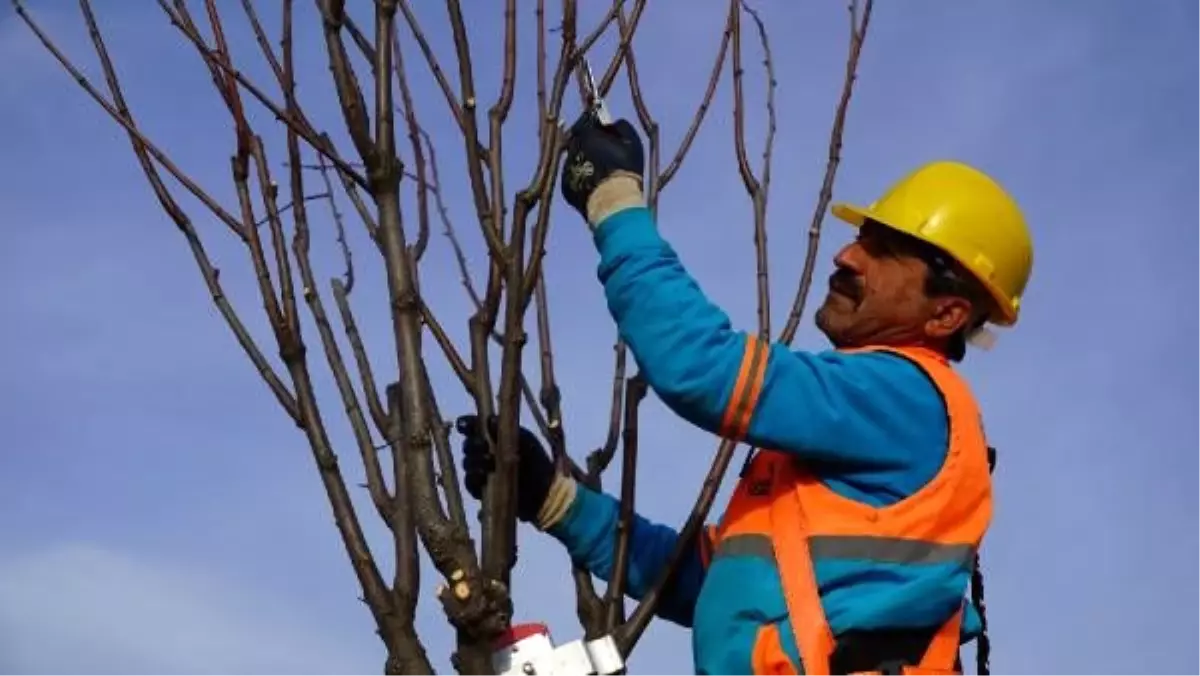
[710,345,993,675]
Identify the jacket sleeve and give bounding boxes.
[546,484,711,628]
[592,206,947,472]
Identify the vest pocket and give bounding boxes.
[751,621,800,675]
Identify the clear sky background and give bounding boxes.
[0,2,1195,674]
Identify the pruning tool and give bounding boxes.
[561,56,614,139]
[578,56,613,126]
[492,622,624,675]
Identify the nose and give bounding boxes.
[832,240,866,275]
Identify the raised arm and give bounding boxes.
[556,116,946,480]
[591,205,947,472]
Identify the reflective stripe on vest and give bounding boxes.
[713,532,976,568]
[711,345,993,675]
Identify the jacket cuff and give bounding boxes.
[536,473,578,531]
[586,172,645,227]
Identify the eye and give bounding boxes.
[857,221,907,259]
[857,231,896,258]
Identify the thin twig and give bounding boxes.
[16,1,300,420]
[394,2,469,140]
[333,280,388,433]
[19,1,248,242]
[585,342,627,483]
[251,192,331,228]
[391,24,432,261]
[314,157,355,293]
[659,16,733,190]
[604,375,647,631]
[730,0,774,337]
[157,0,370,189]
[596,0,644,96]
[780,0,873,344]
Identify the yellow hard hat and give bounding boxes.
[831,160,1033,327]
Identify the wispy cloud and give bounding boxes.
[0,543,380,674]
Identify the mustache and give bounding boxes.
[828,269,862,300]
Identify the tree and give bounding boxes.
[13,0,872,672]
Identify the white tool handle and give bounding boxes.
[493,623,626,675]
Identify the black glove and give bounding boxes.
[455,414,556,524]
[559,111,645,219]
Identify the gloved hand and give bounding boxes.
[560,111,645,224]
[455,414,557,524]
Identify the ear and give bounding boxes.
[924,296,974,340]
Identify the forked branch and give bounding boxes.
[15,0,434,668]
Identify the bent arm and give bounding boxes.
[545,482,710,628]
[593,206,945,471]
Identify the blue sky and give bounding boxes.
[0,1,1195,674]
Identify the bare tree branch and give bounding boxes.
[413,125,578,478]
[156,0,370,190]
[659,19,733,190]
[15,2,301,421]
[393,2,470,145]
[730,0,773,336]
[596,0,645,97]
[17,3,247,243]
[42,2,427,665]
[391,25,432,261]
[604,375,647,631]
[251,192,332,228]
[780,0,874,344]
[385,384,435,674]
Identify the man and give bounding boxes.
[457,114,1033,674]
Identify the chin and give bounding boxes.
[814,307,836,340]
[814,306,850,348]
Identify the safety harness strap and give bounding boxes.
[915,609,963,671]
[768,469,964,675]
[769,475,835,674]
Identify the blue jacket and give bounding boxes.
[547,206,982,674]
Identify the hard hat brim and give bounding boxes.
[829,201,1018,327]
[831,202,870,228]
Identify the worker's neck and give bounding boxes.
[828,334,950,359]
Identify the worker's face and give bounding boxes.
[815,221,975,349]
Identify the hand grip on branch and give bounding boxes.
[456,414,558,527]
[559,114,645,225]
